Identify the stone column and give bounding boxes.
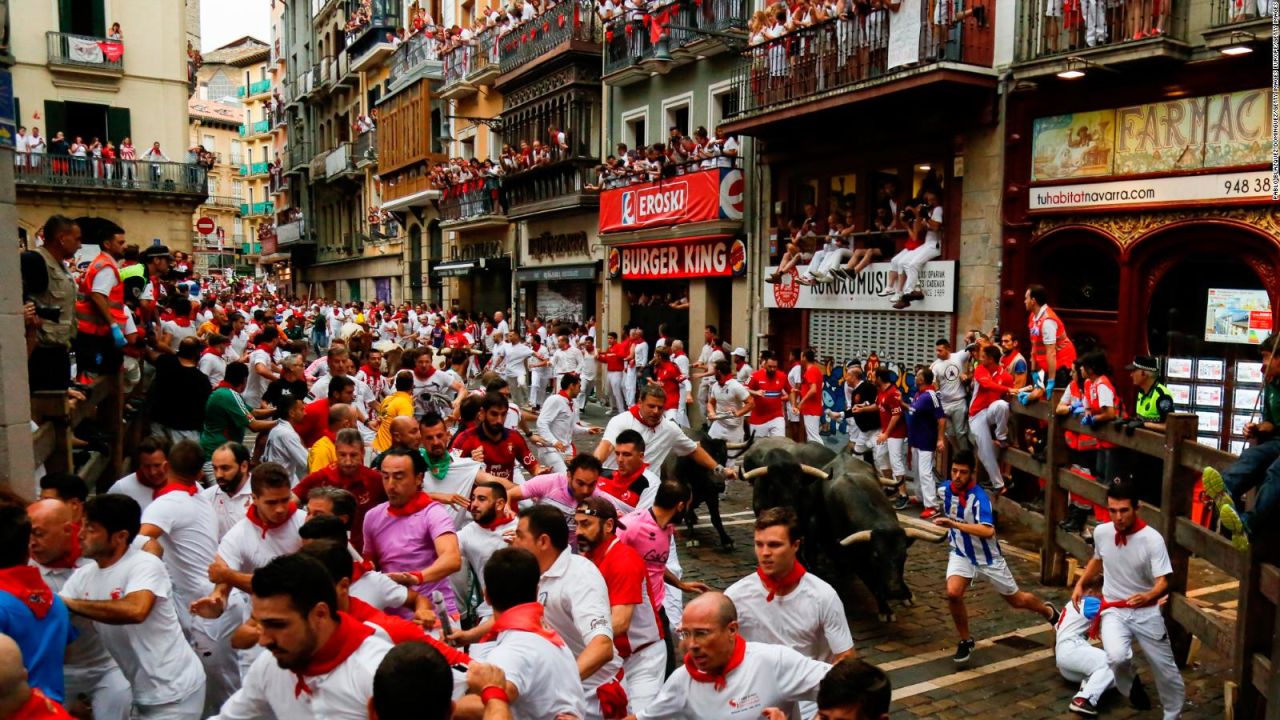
[0,85,36,495]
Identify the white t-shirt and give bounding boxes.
[263,420,310,484]
[244,347,274,408]
[503,343,533,380]
[1035,306,1060,346]
[637,641,830,720]
[162,320,198,344]
[483,629,587,719]
[925,205,943,246]
[217,509,306,575]
[90,263,121,297]
[724,572,853,662]
[424,458,484,530]
[199,352,228,387]
[551,346,583,376]
[631,340,649,370]
[539,548,621,692]
[211,630,392,720]
[60,549,206,706]
[34,558,117,673]
[456,514,518,619]
[201,481,255,540]
[140,491,219,607]
[930,351,970,408]
[709,378,751,432]
[600,411,698,470]
[536,392,584,449]
[349,569,409,611]
[107,472,156,513]
[1092,523,1173,601]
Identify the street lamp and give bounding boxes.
[1220,31,1256,56]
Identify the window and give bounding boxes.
[666,105,690,138]
[708,83,739,130]
[202,134,216,153]
[662,93,694,140]
[58,0,105,36]
[460,136,475,160]
[208,71,237,101]
[622,107,648,150]
[232,180,243,202]
[230,140,242,165]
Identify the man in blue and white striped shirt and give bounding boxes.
[932,450,1061,664]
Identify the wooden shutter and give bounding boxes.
[106,107,131,148]
[43,101,66,140]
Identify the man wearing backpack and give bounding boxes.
[21,215,80,390]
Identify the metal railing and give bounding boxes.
[604,0,749,75]
[205,194,241,208]
[237,79,272,97]
[439,178,504,221]
[241,162,270,176]
[497,1,602,75]
[442,26,499,88]
[354,130,377,164]
[325,142,354,176]
[46,31,124,72]
[240,120,271,136]
[269,171,290,194]
[503,160,596,210]
[1210,0,1266,26]
[390,31,441,87]
[15,157,207,195]
[277,218,309,245]
[286,141,312,171]
[240,201,275,216]
[600,154,740,190]
[1015,0,1183,61]
[726,2,993,119]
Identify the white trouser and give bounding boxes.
[873,436,907,478]
[537,445,570,474]
[1100,607,1185,720]
[750,417,786,438]
[802,414,822,443]
[578,377,594,411]
[912,446,939,509]
[848,425,876,455]
[676,381,690,428]
[708,423,744,467]
[608,371,626,411]
[818,247,852,273]
[187,612,242,716]
[1083,0,1107,46]
[1057,638,1114,705]
[942,401,971,449]
[805,250,830,277]
[624,367,637,406]
[970,401,1009,490]
[664,538,684,627]
[136,686,206,720]
[504,374,528,408]
[623,641,668,713]
[889,243,941,294]
[65,665,132,720]
[530,371,551,407]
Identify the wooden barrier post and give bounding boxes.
[1158,413,1198,664]
[1235,543,1279,718]
[1040,388,1069,585]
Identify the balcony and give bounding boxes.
[240,162,270,176]
[603,0,749,84]
[313,60,332,95]
[286,141,312,174]
[721,4,996,133]
[502,159,599,219]
[237,79,273,98]
[1203,0,1271,51]
[496,2,602,86]
[324,142,358,179]
[46,31,124,78]
[269,171,291,195]
[241,242,263,255]
[240,201,275,217]
[239,120,271,137]
[347,0,403,72]
[277,218,312,247]
[439,178,507,229]
[354,130,377,168]
[597,159,744,241]
[439,28,500,99]
[16,158,208,203]
[205,194,242,211]
[387,32,444,95]
[1012,0,1189,77]
[335,49,359,88]
[310,148,330,179]
[381,172,441,209]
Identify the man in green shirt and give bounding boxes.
[199,361,276,468]
[1203,334,1280,552]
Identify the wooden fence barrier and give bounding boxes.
[30,371,124,496]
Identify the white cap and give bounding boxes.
[732,347,747,358]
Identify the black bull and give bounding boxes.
[663,434,738,549]
[741,439,945,622]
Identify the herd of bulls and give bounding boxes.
[671,433,948,623]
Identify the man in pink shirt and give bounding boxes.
[507,453,611,547]
[362,448,463,618]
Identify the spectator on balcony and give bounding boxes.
[69,136,89,178]
[47,132,69,175]
[549,127,568,157]
[26,127,45,172]
[13,126,26,172]
[101,141,117,181]
[142,142,168,186]
[108,22,122,41]
[118,137,136,185]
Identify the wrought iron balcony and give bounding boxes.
[277,218,312,246]
[1013,0,1187,67]
[324,142,357,179]
[269,171,291,194]
[723,3,994,125]
[440,27,500,99]
[237,79,272,97]
[286,141,312,174]
[346,0,403,72]
[239,120,271,137]
[388,32,443,95]
[16,157,208,200]
[46,31,124,76]
[439,178,506,227]
[354,130,377,168]
[502,159,599,219]
[496,2,602,80]
[603,0,749,81]
[205,194,242,209]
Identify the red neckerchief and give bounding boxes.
[558,390,573,402]
[255,343,273,353]
[293,612,375,697]
[172,316,192,328]
[10,688,73,719]
[414,366,436,381]
[360,364,381,378]
[153,481,198,499]
[0,566,55,619]
[216,380,236,391]
[950,481,972,515]
[629,405,660,429]
[489,602,564,647]
[351,559,373,583]
[202,345,224,358]
[44,523,82,569]
[352,596,474,665]
[478,511,514,532]
[387,491,434,518]
[614,463,650,493]
[1086,598,1143,639]
[1115,518,1147,547]
[245,501,298,539]
[684,634,746,691]
[757,560,807,602]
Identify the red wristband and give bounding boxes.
[480,686,510,705]
[409,571,425,585]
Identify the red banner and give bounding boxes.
[599,167,734,233]
[607,235,747,280]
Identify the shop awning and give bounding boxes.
[515,263,599,283]
[432,260,478,277]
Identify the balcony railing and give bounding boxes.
[269,171,290,194]
[286,142,312,172]
[237,79,272,97]
[46,31,124,74]
[346,0,402,70]
[239,120,271,136]
[325,142,354,177]
[15,157,207,197]
[503,159,598,217]
[726,3,993,120]
[1014,0,1183,62]
[241,162,270,176]
[439,179,505,223]
[205,194,241,209]
[389,31,443,92]
[1211,0,1269,25]
[277,218,310,246]
[441,27,499,92]
[604,0,749,76]
[354,130,377,166]
[242,242,263,255]
[497,2,602,76]
[240,201,275,216]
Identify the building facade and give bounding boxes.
[188,97,243,275]
[12,0,207,251]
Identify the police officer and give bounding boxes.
[1123,355,1174,433]
[21,215,80,390]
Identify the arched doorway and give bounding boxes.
[1027,228,1123,360]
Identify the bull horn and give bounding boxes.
[878,477,900,487]
[724,440,749,450]
[840,530,874,546]
[741,467,769,481]
[799,464,829,481]
[904,527,948,543]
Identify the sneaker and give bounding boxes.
[1044,602,1061,626]
[1069,697,1098,716]
[1129,677,1152,711]
[953,638,976,663]
[892,299,911,310]
[892,495,910,511]
[1201,466,1228,503]
[920,508,940,520]
[1218,503,1251,552]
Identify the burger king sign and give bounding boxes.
[607,236,748,280]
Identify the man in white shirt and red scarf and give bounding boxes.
[629,592,830,720]
[535,374,603,474]
[211,553,392,719]
[593,386,735,482]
